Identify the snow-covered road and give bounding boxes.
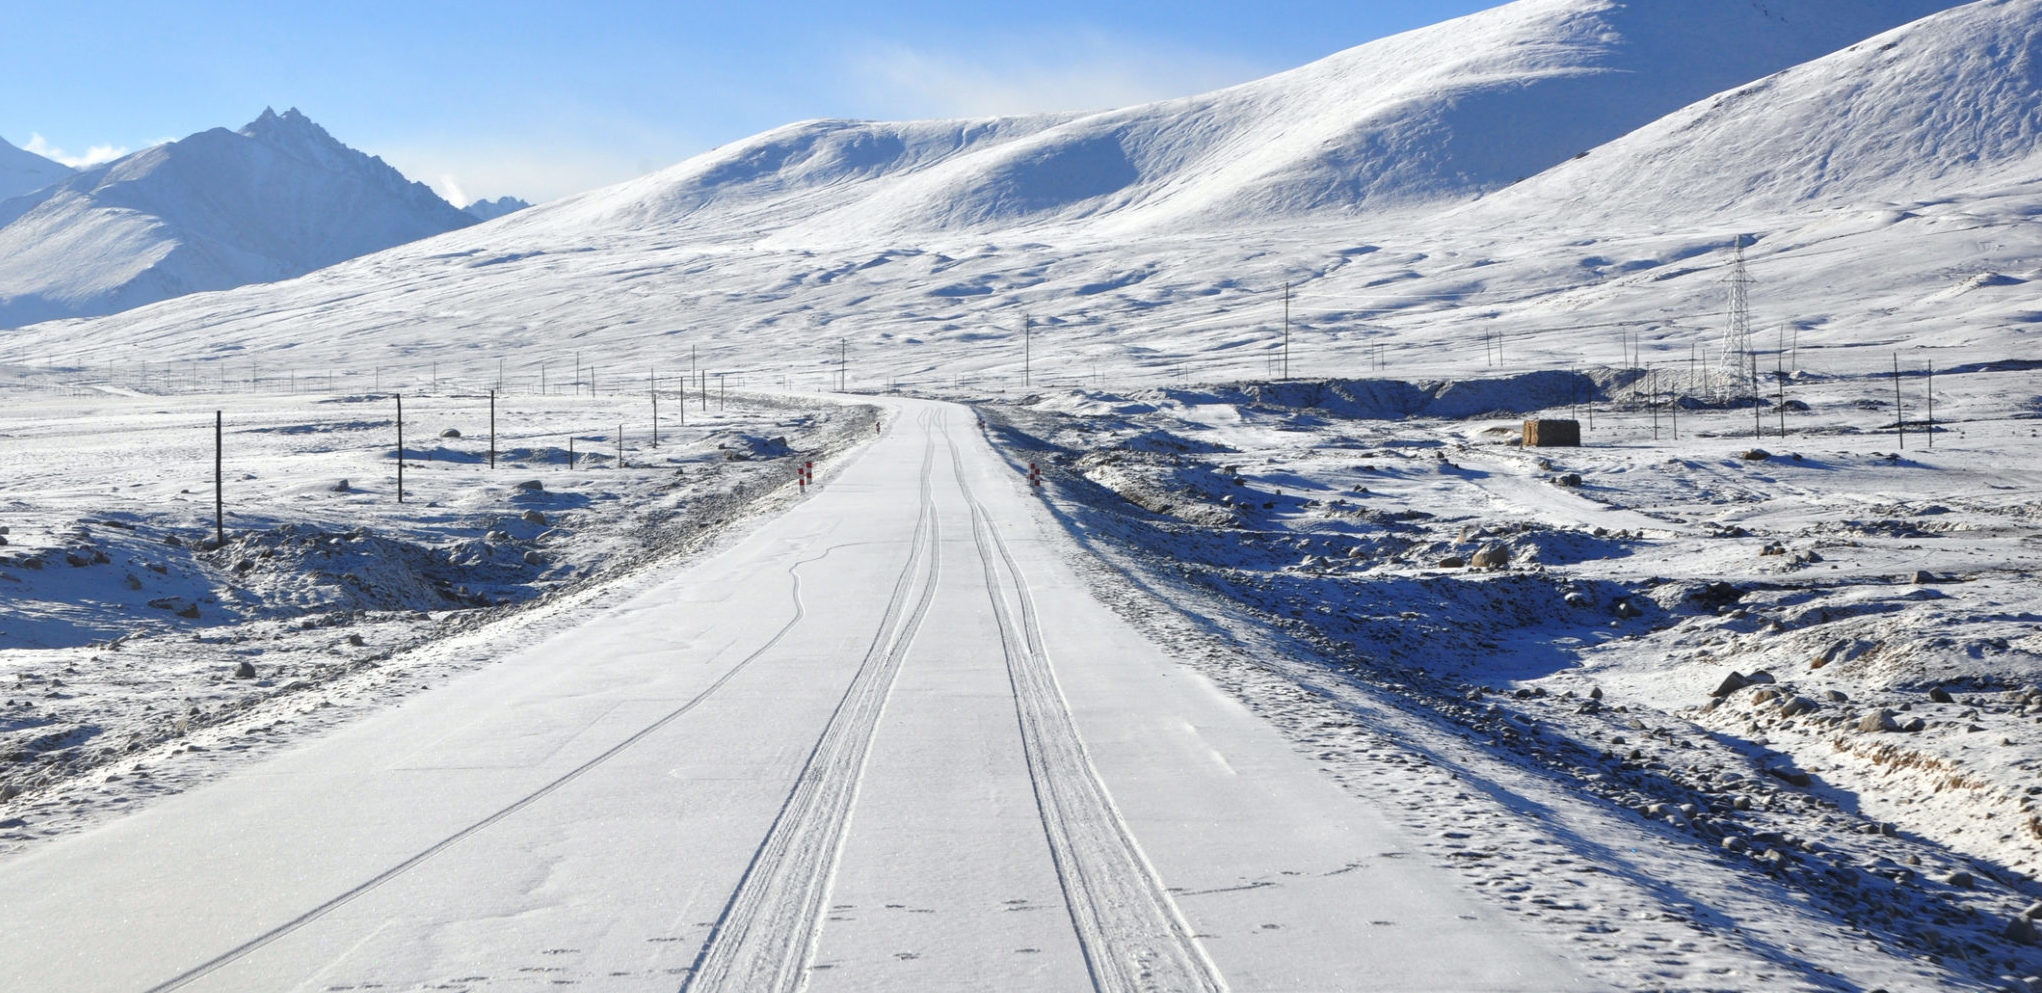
[0,399,1589,992]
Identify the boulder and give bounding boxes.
[1740,448,1771,461]
[1470,544,1511,570]
[1928,686,1954,704]
[1438,556,1467,569]
[520,510,547,526]
[1858,710,1900,733]
[330,479,351,493]
[232,661,257,680]
[514,480,545,492]
[440,428,462,438]
[1711,672,1751,698]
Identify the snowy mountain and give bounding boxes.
[0,136,71,202]
[0,108,475,328]
[463,196,531,222]
[526,0,1959,245]
[5,0,2016,385]
[1469,0,2042,222]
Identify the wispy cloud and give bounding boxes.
[842,32,1269,120]
[22,133,130,168]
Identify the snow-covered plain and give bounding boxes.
[3,0,2042,989]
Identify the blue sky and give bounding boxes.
[4,1,1494,204]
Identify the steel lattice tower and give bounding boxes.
[1719,234,1755,397]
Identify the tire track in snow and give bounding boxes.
[680,410,943,993]
[139,540,831,993]
[947,422,1227,993]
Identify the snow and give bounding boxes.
[0,108,476,328]
[463,196,531,222]
[0,135,71,202]
[4,0,2042,988]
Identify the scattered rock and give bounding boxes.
[1942,870,1974,889]
[2008,914,2041,946]
[523,550,544,566]
[1910,570,1936,584]
[163,534,183,547]
[232,661,257,680]
[514,480,544,492]
[520,510,547,526]
[1614,599,1642,619]
[1564,591,1590,608]
[440,428,462,438]
[1470,545,1511,570]
[1858,710,1900,733]
[1712,672,1751,698]
[1779,695,1820,718]
[1554,473,1582,488]
[1438,556,1467,569]
[346,634,365,647]
[330,479,351,493]
[1928,686,1954,704]
[1768,767,1813,788]
[1741,449,1771,461]
[1746,670,1777,686]
[1899,717,1927,733]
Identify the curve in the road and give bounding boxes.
[948,421,1227,993]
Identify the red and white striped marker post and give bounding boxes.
[1028,463,1042,488]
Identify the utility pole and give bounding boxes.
[839,338,848,392]
[1926,361,1935,447]
[1023,314,1032,389]
[1281,282,1290,380]
[651,370,659,448]
[214,410,225,548]
[1893,353,1905,449]
[488,389,497,469]
[395,394,405,504]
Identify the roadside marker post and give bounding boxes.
[1028,463,1042,488]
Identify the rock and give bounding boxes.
[2008,914,2041,946]
[523,550,544,566]
[1900,717,1926,733]
[232,661,257,680]
[1564,591,1590,608]
[1741,448,1771,461]
[1943,870,1974,889]
[440,428,462,438]
[520,510,547,526]
[1470,544,1511,570]
[1911,570,1936,585]
[346,634,365,647]
[1768,767,1813,787]
[1779,695,1820,718]
[1859,710,1900,733]
[2024,901,2042,920]
[1825,689,1850,703]
[1589,686,1603,700]
[177,603,200,619]
[1438,556,1467,569]
[485,530,512,545]
[330,479,351,493]
[1929,686,1954,704]
[514,480,544,492]
[1746,670,1777,685]
[1722,835,1748,852]
[1555,473,1582,488]
[1614,599,1642,618]
[1711,672,1751,698]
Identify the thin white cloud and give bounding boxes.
[841,32,1269,120]
[23,133,130,168]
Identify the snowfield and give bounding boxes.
[4,0,2042,989]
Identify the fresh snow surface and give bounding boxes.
[464,195,532,222]
[3,0,2042,988]
[0,108,476,329]
[0,136,71,202]
[1,401,1595,992]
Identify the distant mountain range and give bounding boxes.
[464,196,532,222]
[9,0,2035,398]
[0,137,71,202]
[0,109,492,328]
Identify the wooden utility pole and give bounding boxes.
[1893,353,1905,449]
[214,411,225,547]
[1023,315,1032,389]
[395,394,405,503]
[1282,282,1290,380]
[1926,361,1935,448]
[488,389,497,469]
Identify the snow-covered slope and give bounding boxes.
[520,0,1958,244]
[1475,0,2042,222]
[0,137,71,202]
[0,109,475,328]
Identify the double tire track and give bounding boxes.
[947,420,1226,993]
[681,410,944,992]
